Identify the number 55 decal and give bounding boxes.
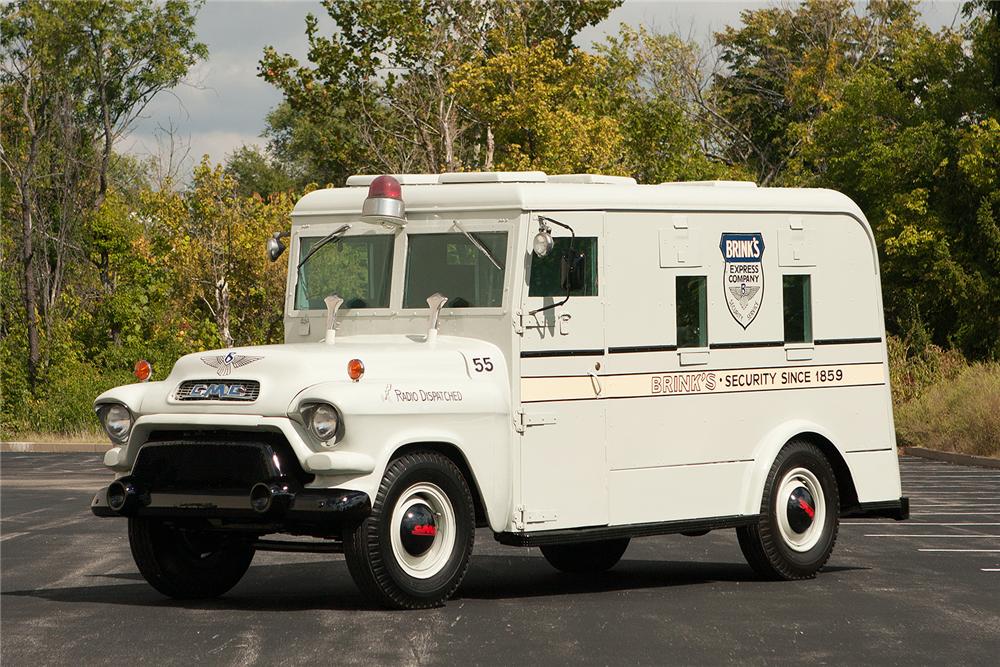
[472,357,494,373]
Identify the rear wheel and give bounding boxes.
[128,518,254,598]
[540,538,630,574]
[343,451,475,609]
[737,440,840,580]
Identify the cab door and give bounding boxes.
[517,211,607,531]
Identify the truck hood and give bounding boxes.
[100,334,499,417]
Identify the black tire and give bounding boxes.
[128,518,254,599]
[737,440,840,580]
[540,538,630,574]
[343,451,476,609]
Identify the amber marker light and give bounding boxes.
[133,359,153,382]
[347,358,365,382]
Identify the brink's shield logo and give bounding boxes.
[720,232,765,329]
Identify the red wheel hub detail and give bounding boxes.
[797,497,815,519]
[399,502,437,556]
[786,486,816,533]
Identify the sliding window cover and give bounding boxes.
[676,275,708,348]
[529,237,599,297]
[783,275,812,343]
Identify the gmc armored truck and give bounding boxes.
[91,172,908,609]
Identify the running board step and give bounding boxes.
[496,514,759,547]
[252,539,344,554]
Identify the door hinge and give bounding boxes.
[514,411,525,434]
[513,505,525,530]
[515,410,557,434]
[513,311,525,335]
[513,506,557,529]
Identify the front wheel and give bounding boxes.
[343,451,475,609]
[540,538,630,574]
[737,440,840,580]
[128,518,254,598]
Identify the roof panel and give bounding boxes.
[345,174,440,186]
[549,174,637,185]
[437,171,547,184]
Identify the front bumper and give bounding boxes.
[91,434,371,534]
[91,482,370,526]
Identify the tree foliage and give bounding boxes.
[3,0,999,436]
[258,0,622,180]
[1,0,206,388]
[716,1,999,357]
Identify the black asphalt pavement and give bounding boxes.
[2,453,998,665]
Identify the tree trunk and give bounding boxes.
[20,189,40,388]
[440,95,455,171]
[215,277,233,348]
[485,125,495,171]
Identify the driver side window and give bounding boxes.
[528,237,599,297]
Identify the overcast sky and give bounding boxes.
[123,0,966,179]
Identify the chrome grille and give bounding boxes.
[175,380,260,402]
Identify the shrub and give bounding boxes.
[887,335,968,406]
[895,362,1000,458]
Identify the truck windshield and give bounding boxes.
[295,234,394,309]
[403,232,507,308]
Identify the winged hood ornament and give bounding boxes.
[201,351,263,377]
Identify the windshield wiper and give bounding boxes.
[297,224,352,273]
[295,224,351,301]
[452,220,503,271]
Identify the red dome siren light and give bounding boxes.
[360,175,407,227]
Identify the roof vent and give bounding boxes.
[346,174,439,187]
[438,171,547,184]
[549,174,637,185]
[658,180,757,188]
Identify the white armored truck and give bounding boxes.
[91,172,908,609]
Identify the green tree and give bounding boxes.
[713,0,930,186]
[450,38,625,174]
[146,158,293,349]
[258,0,621,182]
[0,0,206,387]
[224,144,297,200]
[716,0,999,358]
[596,26,742,184]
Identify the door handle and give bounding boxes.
[589,371,602,396]
[559,313,571,335]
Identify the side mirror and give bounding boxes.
[560,251,586,292]
[267,231,289,262]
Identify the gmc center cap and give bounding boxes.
[400,503,438,556]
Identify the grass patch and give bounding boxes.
[1,429,106,444]
[894,362,1000,458]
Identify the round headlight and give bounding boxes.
[308,403,340,441]
[102,404,133,442]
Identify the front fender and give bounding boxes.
[286,379,512,533]
[94,382,163,416]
